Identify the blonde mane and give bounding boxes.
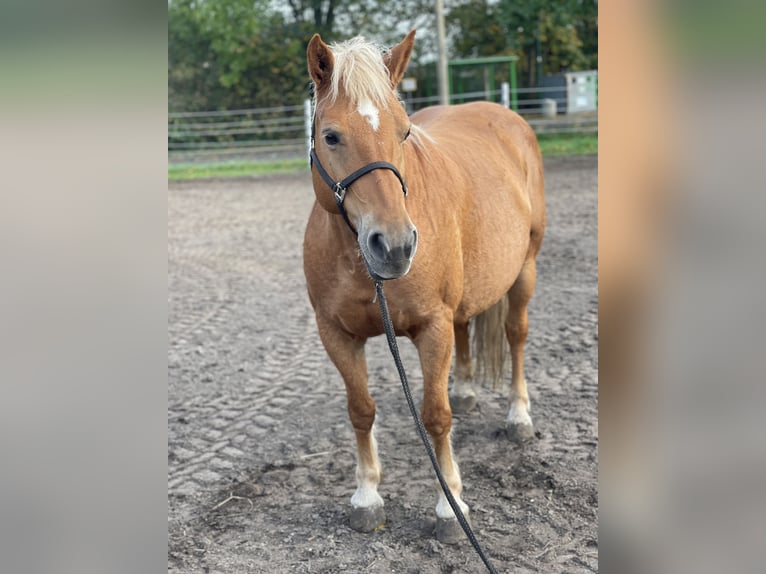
[312,35,434,148]
[323,36,398,108]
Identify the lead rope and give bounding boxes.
[373,279,500,574]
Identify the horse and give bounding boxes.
[302,30,546,543]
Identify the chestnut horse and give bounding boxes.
[303,31,546,542]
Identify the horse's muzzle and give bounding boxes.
[360,225,418,280]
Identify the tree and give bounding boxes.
[497,0,597,85]
[169,0,310,111]
[448,0,507,58]
[169,0,598,111]
[444,0,597,87]
[168,0,228,111]
[284,0,340,39]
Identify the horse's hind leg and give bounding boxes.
[315,317,384,532]
[414,313,471,544]
[505,258,537,442]
[449,321,477,413]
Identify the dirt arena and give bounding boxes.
[168,155,597,573]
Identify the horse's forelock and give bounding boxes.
[321,37,396,109]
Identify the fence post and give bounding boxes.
[501,82,510,108]
[304,99,313,160]
[542,98,557,118]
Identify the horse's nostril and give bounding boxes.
[404,228,418,259]
[367,228,416,264]
[368,231,389,260]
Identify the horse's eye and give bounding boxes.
[403,126,412,142]
[324,133,339,147]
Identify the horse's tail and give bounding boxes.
[471,293,509,389]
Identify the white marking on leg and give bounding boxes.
[350,424,383,509]
[357,100,380,132]
[506,398,533,427]
[351,482,384,509]
[433,439,470,519]
[452,372,476,399]
[436,489,470,520]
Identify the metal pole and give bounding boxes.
[510,61,518,110]
[536,12,543,89]
[488,63,495,102]
[435,0,449,105]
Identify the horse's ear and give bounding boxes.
[307,34,334,93]
[385,29,416,88]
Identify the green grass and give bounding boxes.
[537,132,598,157]
[169,157,309,181]
[168,133,597,181]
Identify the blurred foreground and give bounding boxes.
[600,1,766,572]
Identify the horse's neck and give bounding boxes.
[404,136,456,196]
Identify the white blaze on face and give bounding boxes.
[357,100,380,132]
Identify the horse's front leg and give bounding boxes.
[315,317,384,532]
[414,314,471,544]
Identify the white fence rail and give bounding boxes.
[168,103,308,164]
[169,85,596,164]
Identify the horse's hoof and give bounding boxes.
[349,505,386,532]
[435,516,469,544]
[449,393,477,414]
[506,421,535,442]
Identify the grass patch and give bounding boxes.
[168,133,597,181]
[537,132,598,157]
[169,158,308,181]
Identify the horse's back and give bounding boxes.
[412,101,544,240]
[409,102,546,318]
[413,102,538,163]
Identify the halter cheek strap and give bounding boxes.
[310,142,408,236]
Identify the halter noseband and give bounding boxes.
[310,122,408,236]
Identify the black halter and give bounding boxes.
[309,122,408,236]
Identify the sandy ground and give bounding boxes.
[168,155,598,573]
